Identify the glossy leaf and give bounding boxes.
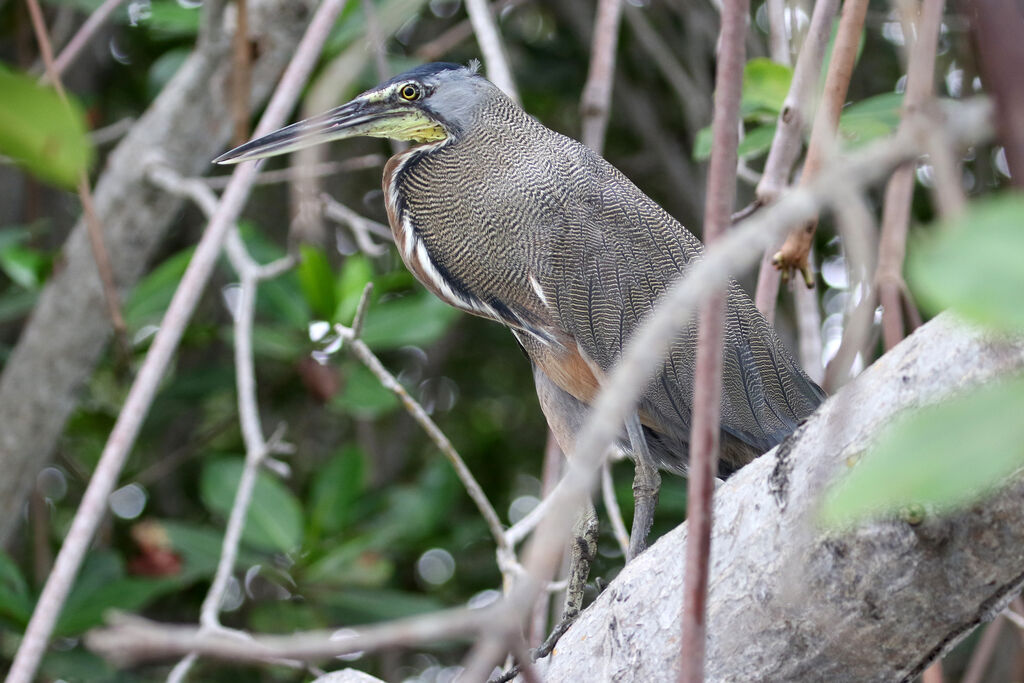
[333,361,399,418]
[200,457,304,552]
[360,291,461,349]
[125,248,194,329]
[740,58,792,118]
[0,244,50,290]
[0,65,93,188]
[0,549,31,625]
[309,446,367,537]
[838,92,903,148]
[908,194,1024,332]
[822,375,1024,526]
[297,245,337,321]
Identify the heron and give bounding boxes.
[216,61,824,647]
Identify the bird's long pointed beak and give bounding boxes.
[214,98,402,165]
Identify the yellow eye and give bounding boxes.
[400,84,421,101]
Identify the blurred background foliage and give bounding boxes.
[0,0,1019,681]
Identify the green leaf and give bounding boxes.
[58,550,176,634]
[126,247,194,330]
[740,58,792,118]
[360,291,461,349]
[907,194,1024,332]
[334,255,374,324]
[333,361,399,418]
[309,446,367,537]
[0,244,50,289]
[838,92,903,148]
[0,64,94,188]
[145,0,202,38]
[297,245,337,321]
[160,520,264,583]
[200,457,304,552]
[693,126,712,161]
[693,123,778,162]
[0,550,32,626]
[821,375,1024,526]
[304,541,393,587]
[321,587,445,623]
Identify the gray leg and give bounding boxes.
[626,411,661,561]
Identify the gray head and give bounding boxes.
[215,62,498,164]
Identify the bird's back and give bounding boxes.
[388,87,824,474]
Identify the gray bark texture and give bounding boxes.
[0,0,316,545]
[539,313,1024,682]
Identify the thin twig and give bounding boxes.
[230,0,252,147]
[46,0,126,83]
[415,0,523,62]
[753,0,839,320]
[320,193,391,256]
[529,433,565,646]
[961,616,1005,683]
[774,0,870,282]
[464,0,520,102]
[86,607,499,666]
[4,3,346,681]
[680,0,747,680]
[601,461,630,559]
[765,0,790,66]
[25,0,130,360]
[580,0,624,155]
[877,0,945,351]
[334,309,509,556]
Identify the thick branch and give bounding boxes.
[539,314,1024,681]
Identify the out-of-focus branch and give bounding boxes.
[877,0,946,353]
[230,0,252,147]
[415,0,522,62]
[753,0,839,320]
[25,0,129,358]
[465,0,519,102]
[765,0,790,66]
[320,193,391,256]
[3,3,342,681]
[968,0,1024,187]
[580,0,624,155]
[46,0,126,83]
[773,0,870,283]
[601,462,630,558]
[680,0,747,679]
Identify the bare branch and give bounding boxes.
[774,0,870,282]
[25,0,130,358]
[203,155,386,189]
[680,0,747,678]
[320,193,391,256]
[230,0,252,147]
[46,0,126,83]
[87,607,497,666]
[4,3,345,680]
[580,0,624,155]
[416,0,523,62]
[877,0,946,351]
[601,461,630,559]
[333,316,510,557]
[753,0,839,320]
[465,0,519,102]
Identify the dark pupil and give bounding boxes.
[403,86,417,99]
